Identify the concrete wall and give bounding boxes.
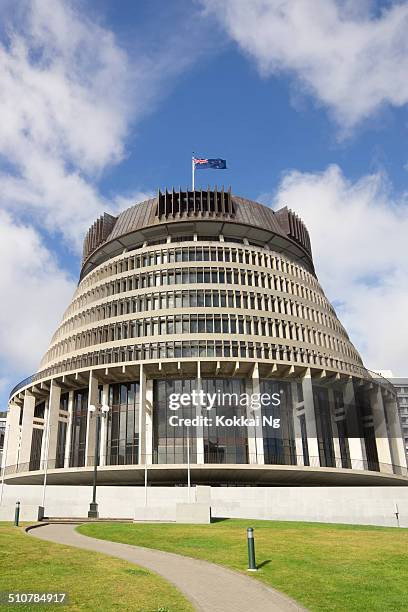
[210,486,408,528]
[0,484,191,521]
[0,484,407,527]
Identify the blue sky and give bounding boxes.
[1,0,408,408]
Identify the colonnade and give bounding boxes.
[3,364,407,477]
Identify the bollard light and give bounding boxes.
[247,527,257,571]
[14,500,20,527]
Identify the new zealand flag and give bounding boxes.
[193,157,227,169]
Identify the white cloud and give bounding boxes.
[0,0,212,400]
[0,0,136,397]
[202,0,408,130]
[0,0,164,397]
[0,0,131,172]
[265,165,408,375]
[0,211,75,383]
[0,0,200,248]
[0,0,134,248]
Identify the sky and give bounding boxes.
[1,0,408,408]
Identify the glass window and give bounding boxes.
[69,389,88,468]
[153,380,197,464]
[313,386,335,468]
[261,380,296,466]
[107,382,140,466]
[202,378,248,464]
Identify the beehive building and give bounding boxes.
[3,189,407,491]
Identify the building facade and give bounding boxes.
[0,412,6,470]
[3,189,407,488]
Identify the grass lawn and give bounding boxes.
[0,523,193,612]
[79,519,408,612]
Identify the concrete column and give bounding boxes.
[370,384,393,473]
[145,379,153,464]
[246,378,257,465]
[64,390,74,468]
[39,397,49,470]
[99,384,109,466]
[196,361,205,464]
[138,365,147,464]
[19,391,36,469]
[291,382,305,466]
[293,414,304,465]
[328,387,341,467]
[301,370,319,465]
[46,381,62,470]
[85,371,99,466]
[383,393,408,471]
[39,398,49,468]
[4,404,21,470]
[343,377,365,469]
[246,363,264,465]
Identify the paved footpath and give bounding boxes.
[29,523,306,612]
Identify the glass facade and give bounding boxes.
[202,379,248,464]
[106,382,140,465]
[55,392,69,469]
[260,380,296,465]
[313,386,335,468]
[354,383,379,472]
[69,389,88,467]
[333,388,351,469]
[153,379,197,464]
[29,427,43,471]
[55,421,67,469]
[23,374,404,479]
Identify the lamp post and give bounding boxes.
[0,422,10,506]
[88,403,109,518]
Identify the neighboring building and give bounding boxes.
[392,379,408,463]
[3,189,407,490]
[0,411,7,469]
[371,371,408,465]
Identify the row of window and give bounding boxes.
[47,313,356,363]
[35,339,366,388]
[67,265,332,321]
[53,289,347,345]
[79,243,317,296]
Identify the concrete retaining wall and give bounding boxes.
[0,484,407,527]
[210,486,408,528]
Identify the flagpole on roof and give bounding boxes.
[192,153,195,191]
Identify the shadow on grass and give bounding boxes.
[256,560,272,569]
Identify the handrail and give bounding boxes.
[3,455,408,478]
[8,375,35,399]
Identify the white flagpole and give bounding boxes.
[192,156,195,191]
